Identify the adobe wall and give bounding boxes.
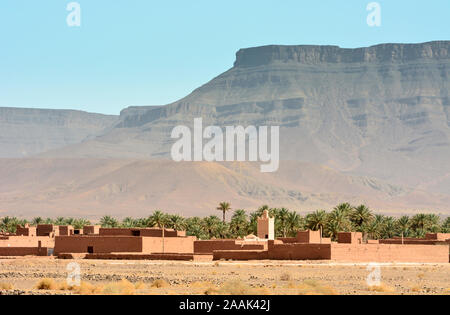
[277,237,297,244]
[426,233,450,241]
[297,230,322,244]
[330,244,449,263]
[338,232,363,244]
[0,236,54,248]
[16,226,36,237]
[142,236,195,254]
[58,226,74,236]
[37,225,54,237]
[54,236,143,255]
[268,241,332,260]
[83,226,100,235]
[99,228,185,237]
[194,240,266,254]
[85,253,197,261]
[0,247,47,257]
[213,250,269,261]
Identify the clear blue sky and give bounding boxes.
[0,0,449,115]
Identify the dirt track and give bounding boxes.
[0,258,449,295]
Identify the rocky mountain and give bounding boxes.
[0,108,117,158]
[44,42,450,186]
[1,41,449,217]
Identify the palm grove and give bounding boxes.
[1,203,449,241]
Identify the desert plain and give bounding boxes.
[0,257,449,295]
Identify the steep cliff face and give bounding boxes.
[57,42,450,186]
[0,108,118,157]
[2,41,449,215]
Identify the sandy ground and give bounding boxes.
[0,257,449,295]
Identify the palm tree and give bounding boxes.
[333,203,354,216]
[326,209,351,240]
[424,214,441,233]
[395,216,411,238]
[65,218,75,226]
[410,214,428,231]
[215,221,230,239]
[121,217,137,228]
[44,218,54,224]
[350,205,374,230]
[442,217,450,233]
[73,219,91,230]
[0,216,20,233]
[276,208,290,237]
[55,217,67,226]
[99,215,119,228]
[148,210,167,228]
[380,216,396,239]
[230,210,249,238]
[306,210,328,232]
[363,220,382,240]
[169,215,186,231]
[286,211,304,237]
[32,217,44,225]
[216,202,232,223]
[202,216,222,238]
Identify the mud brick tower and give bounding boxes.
[257,210,275,240]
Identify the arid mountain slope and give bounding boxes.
[0,41,449,217]
[42,42,450,192]
[0,108,117,158]
[0,159,448,219]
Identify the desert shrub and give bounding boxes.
[368,283,395,293]
[279,272,292,281]
[296,280,338,295]
[35,278,57,290]
[134,282,147,290]
[57,281,76,291]
[0,282,13,290]
[218,280,255,295]
[411,286,421,293]
[102,279,135,295]
[150,279,170,289]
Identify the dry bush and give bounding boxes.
[35,278,57,290]
[134,282,147,290]
[417,273,426,280]
[219,280,252,295]
[368,283,395,293]
[190,281,215,288]
[411,286,422,293]
[279,272,292,282]
[190,281,219,295]
[102,279,136,295]
[150,279,170,289]
[218,280,270,295]
[0,282,13,290]
[204,286,220,295]
[57,281,76,291]
[296,280,338,295]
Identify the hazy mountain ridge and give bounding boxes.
[0,107,118,158]
[1,41,449,216]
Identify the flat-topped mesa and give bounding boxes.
[234,41,450,67]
